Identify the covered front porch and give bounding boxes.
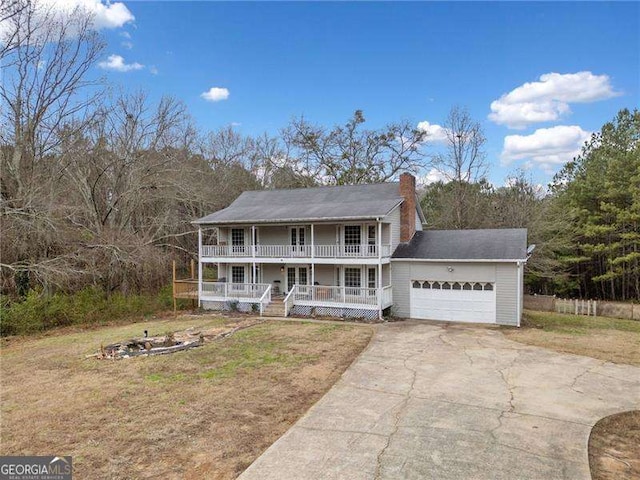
[198,263,393,319]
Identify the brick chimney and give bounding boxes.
[399,172,417,243]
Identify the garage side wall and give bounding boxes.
[391,261,521,325]
[495,263,520,326]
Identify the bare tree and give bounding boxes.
[432,106,487,228]
[0,0,30,60]
[283,110,428,185]
[0,0,104,200]
[0,1,105,292]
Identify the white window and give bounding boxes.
[231,228,245,254]
[231,266,245,284]
[368,267,376,289]
[344,225,361,255]
[344,267,361,288]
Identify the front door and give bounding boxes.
[367,225,377,256]
[286,266,309,292]
[290,227,306,255]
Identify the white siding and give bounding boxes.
[382,263,391,286]
[257,226,288,245]
[313,224,336,245]
[261,264,282,287]
[391,262,411,317]
[391,261,521,325]
[313,264,335,285]
[495,263,520,326]
[415,211,423,231]
[387,205,401,251]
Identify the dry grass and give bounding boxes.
[589,410,640,480]
[0,315,373,479]
[503,310,640,365]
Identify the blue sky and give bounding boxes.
[90,1,638,186]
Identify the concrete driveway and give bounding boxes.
[239,321,640,480]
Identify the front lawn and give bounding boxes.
[503,310,640,365]
[0,315,373,479]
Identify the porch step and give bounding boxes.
[262,300,286,317]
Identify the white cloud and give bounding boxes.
[98,54,143,72]
[419,168,449,185]
[119,31,132,39]
[489,72,619,129]
[1,0,134,44]
[501,125,591,174]
[40,0,134,29]
[149,65,159,75]
[416,121,448,143]
[121,40,133,49]
[201,87,230,102]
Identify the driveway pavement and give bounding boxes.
[239,321,640,480]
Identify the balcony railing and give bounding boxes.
[201,244,391,259]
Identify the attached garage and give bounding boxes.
[410,280,496,323]
[391,229,528,326]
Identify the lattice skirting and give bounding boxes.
[290,305,379,320]
[201,300,258,313]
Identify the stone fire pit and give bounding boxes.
[90,319,263,360]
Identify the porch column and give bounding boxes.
[198,226,203,307]
[251,225,256,284]
[377,219,382,319]
[310,224,315,287]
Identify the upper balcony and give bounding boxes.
[201,243,392,261]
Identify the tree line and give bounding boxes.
[1,1,638,303]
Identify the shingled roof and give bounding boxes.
[392,229,528,261]
[194,182,408,225]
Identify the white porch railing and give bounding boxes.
[284,285,393,313]
[201,244,391,259]
[201,282,271,302]
[284,287,295,317]
[258,285,272,315]
[381,285,393,309]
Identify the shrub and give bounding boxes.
[0,285,175,337]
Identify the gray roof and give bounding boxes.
[392,229,528,261]
[194,182,407,224]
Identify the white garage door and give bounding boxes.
[410,280,496,323]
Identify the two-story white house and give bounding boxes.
[193,173,528,326]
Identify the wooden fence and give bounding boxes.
[524,294,640,321]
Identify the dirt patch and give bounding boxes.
[0,315,373,479]
[503,311,640,365]
[589,410,640,480]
